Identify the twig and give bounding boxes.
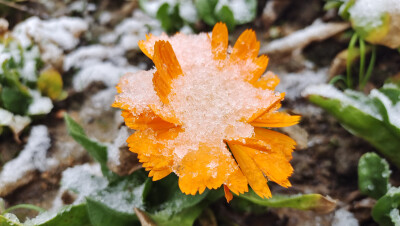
[0,0,48,19]
[260,20,350,55]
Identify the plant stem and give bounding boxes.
[358,38,366,90]
[3,204,45,214]
[347,33,358,89]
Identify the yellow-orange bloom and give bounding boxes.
[113,23,300,202]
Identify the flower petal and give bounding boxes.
[248,55,269,84]
[121,110,176,131]
[253,71,280,90]
[224,185,233,203]
[152,41,184,104]
[230,29,260,62]
[228,143,271,198]
[228,128,296,161]
[245,147,293,188]
[224,166,248,195]
[138,33,169,59]
[245,92,283,122]
[127,128,182,181]
[178,145,236,195]
[250,112,301,128]
[212,22,229,60]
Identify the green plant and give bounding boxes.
[0,114,336,225]
[358,153,400,226]
[140,0,257,33]
[0,36,65,139]
[305,82,400,168]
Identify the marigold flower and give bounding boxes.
[113,23,300,202]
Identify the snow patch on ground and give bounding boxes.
[12,16,88,66]
[276,68,328,100]
[349,0,400,29]
[0,125,55,196]
[332,208,359,226]
[107,126,130,166]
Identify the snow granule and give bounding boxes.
[0,125,51,186]
[27,90,53,115]
[107,126,130,166]
[72,62,139,91]
[63,45,125,71]
[60,163,108,204]
[390,208,400,226]
[276,68,328,100]
[349,0,400,29]
[369,89,400,128]
[332,208,359,226]
[0,108,13,126]
[216,0,254,23]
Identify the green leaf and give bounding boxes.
[338,0,355,20]
[358,152,391,199]
[324,1,343,10]
[27,203,91,226]
[150,205,204,226]
[215,6,235,31]
[146,174,209,225]
[64,114,119,181]
[306,84,400,168]
[1,87,32,115]
[194,0,218,25]
[238,189,336,213]
[156,3,184,33]
[0,214,22,226]
[372,187,400,226]
[85,172,148,226]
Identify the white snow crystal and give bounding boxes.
[332,208,359,226]
[349,0,400,29]
[60,163,108,204]
[12,16,88,66]
[390,208,400,226]
[276,68,328,100]
[27,90,53,115]
[107,126,130,166]
[0,108,13,126]
[72,62,138,91]
[370,89,400,128]
[0,125,52,187]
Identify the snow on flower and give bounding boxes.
[113,22,300,202]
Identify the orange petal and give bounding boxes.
[178,144,236,195]
[211,22,229,60]
[253,128,296,160]
[230,29,260,62]
[152,41,183,104]
[127,128,182,181]
[248,55,269,84]
[138,34,154,59]
[245,92,283,123]
[121,110,176,131]
[224,166,248,195]
[149,103,181,125]
[138,33,170,59]
[245,147,293,188]
[253,71,280,90]
[224,185,233,203]
[228,128,296,161]
[228,143,271,199]
[250,112,301,128]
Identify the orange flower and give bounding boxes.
[113,23,300,202]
